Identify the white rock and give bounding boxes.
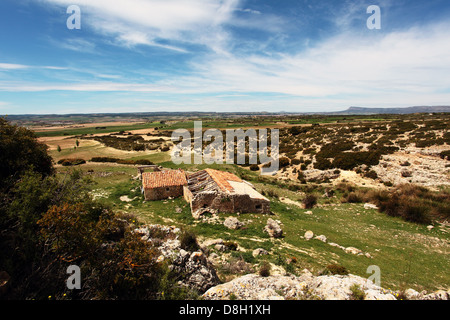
[304,231,314,240]
[404,288,420,300]
[252,248,269,257]
[314,235,327,242]
[345,247,363,255]
[224,217,244,230]
[364,203,378,210]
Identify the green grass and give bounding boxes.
[57,162,450,293]
[160,120,278,130]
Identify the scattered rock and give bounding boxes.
[264,218,283,238]
[252,248,269,257]
[223,217,244,230]
[427,225,434,231]
[119,195,135,202]
[419,290,449,300]
[329,242,345,250]
[304,230,314,240]
[345,247,363,255]
[364,203,378,210]
[314,235,327,242]
[214,244,227,252]
[201,238,224,248]
[305,210,313,215]
[136,224,220,293]
[202,271,395,300]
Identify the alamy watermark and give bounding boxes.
[171,121,280,175]
[65,4,381,31]
[66,265,81,290]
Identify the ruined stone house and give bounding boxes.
[183,168,270,218]
[141,169,187,201]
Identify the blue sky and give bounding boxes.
[1,0,450,114]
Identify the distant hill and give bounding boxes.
[333,106,450,115]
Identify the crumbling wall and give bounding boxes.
[189,191,270,218]
[144,185,184,201]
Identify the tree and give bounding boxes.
[57,145,62,152]
[0,117,53,192]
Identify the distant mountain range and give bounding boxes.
[2,106,449,120]
[331,106,450,115]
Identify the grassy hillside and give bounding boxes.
[56,161,450,292]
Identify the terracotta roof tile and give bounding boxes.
[204,168,242,192]
[142,170,187,189]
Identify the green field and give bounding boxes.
[35,122,161,137]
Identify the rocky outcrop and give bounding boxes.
[223,217,244,230]
[203,269,449,300]
[134,224,220,293]
[171,249,221,293]
[264,218,283,238]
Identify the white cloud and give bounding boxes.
[3,20,450,111]
[0,63,68,71]
[0,63,29,70]
[42,0,241,52]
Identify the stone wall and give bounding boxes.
[144,185,184,200]
[189,190,270,217]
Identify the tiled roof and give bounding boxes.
[142,170,187,189]
[204,168,242,192]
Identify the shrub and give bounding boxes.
[37,202,167,300]
[258,261,271,277]
[179,230,200,252]
[0,117,53,191]
[249,164,260,171]
[401,170,412,178]
[333,151,381,170]
[223,241,238,251]
[440,150,450,160]
[90,157,154,166]
[58,158,86,166]
[303,194,318,209]
[279,157,291,168]
[343,191,363,203]
[364,170,378,179]
[324,264,349,276]
[90,157,118,163]
[349,284,366,300]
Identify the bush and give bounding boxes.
[343,192,363,203]
[58,158,86,166]
[249,164,260,171]
[179,230,200,252]
[38,203,165,299]
[90,157,154,166]
[324,264,349,276]
[350,284,366,300]
[366,184,449,224]
[279,157,291,168]
[258,261,271,277]
[332,151,381,170]
[364,170,378,179]
[0,117,53,191]
[303,194,318,209]
[440,150,450,160]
